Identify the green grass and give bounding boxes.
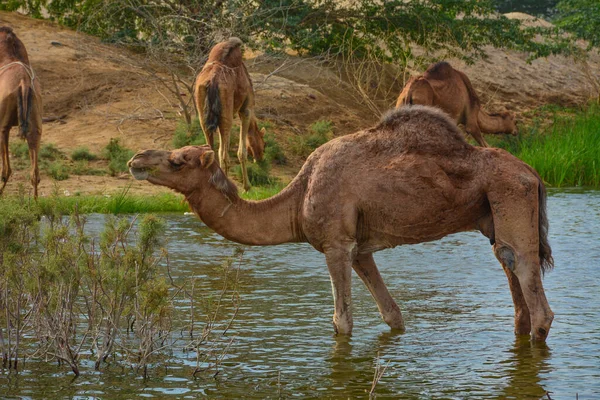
[289,119,334,158]
[102,138,135,176]
[490,103,600,187]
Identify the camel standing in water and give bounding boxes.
[194,37,265,192]
[129,105,554,342]
[0,27,42,198]
[396,62,517,147]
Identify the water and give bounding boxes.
[2,190,599,399]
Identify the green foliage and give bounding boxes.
[289,120,334,158]
[46,160,70,181]
[555,0,600,49]
[172,118,206,148]
[263,132,287,165]
[40,143,65,161]
[71,147,98,161]
[8,141,30,170]
[233,160,278,186]
[493,104,600,187]
[102,138,135,176]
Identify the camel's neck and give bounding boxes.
[186,179,306,246]
[477,110,510,134]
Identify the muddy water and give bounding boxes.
[2,190,599,398]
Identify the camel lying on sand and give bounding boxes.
[396,61,517,147]
[0,27,42,198]
[194,37,265,191]
[129,105,554,342]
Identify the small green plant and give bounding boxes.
[71,147,98,161]
[46,160,70,181]
[173,118,207,148]
[263,132,287,165]
[8,141,30,170]
[40,143,65,161]
[290,120,334,158]
[71,160,105,176]
[102,138,135,176]
[233,160,278,186]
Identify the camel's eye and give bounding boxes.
[168,158,184,169]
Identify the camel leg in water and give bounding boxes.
[500,264,531,335]
[237,107,251,192]
[489,181,553,341]
[352,253,405,331]
[0,126,12,194]
[325,242,356,335]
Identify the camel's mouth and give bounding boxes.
[129,167,149,180]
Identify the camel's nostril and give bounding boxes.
[538,328,547,337]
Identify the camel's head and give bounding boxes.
[495,110,518,135]
[247,120,266,162]
[128,145,224,195]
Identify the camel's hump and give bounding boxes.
[376,105,471,155]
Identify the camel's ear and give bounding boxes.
[200,150,215,169]
[260,127,266,137]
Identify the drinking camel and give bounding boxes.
[396,61,517,147]
[194,37,265,191]
[0,27,42,198]
[129,105,554,341]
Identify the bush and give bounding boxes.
[172,119,206,148]
[289,120,334,158]
[234,161,278,186]
[263,131,287,165]
[46,160,70,181]
[40,143,65,161]
[71,147,98,161]
[102,138,135,176]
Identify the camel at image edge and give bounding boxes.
[129,105,554,342]
[194,37,265,192]
[396,61,517,147]
[0,26,42,198]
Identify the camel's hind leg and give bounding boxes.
[217,89,234,176]
[26,124,41,199]
[489,178,553,341]
[237,107,251,192]
[353,253,405,331]
[0,126,12,195]
[465,105,490,147]
[500,264,531,335]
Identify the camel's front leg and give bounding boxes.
[465,117,490,147]
[352,253,405,331]
[238,108,251,192]
[0,127,12,195]
[325,244,355,335]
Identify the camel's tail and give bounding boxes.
[537,177,554,275]
[203,80,221,134]
[17,81,33,139]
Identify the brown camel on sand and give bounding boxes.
[0,27,42,198]
[396,61,517,147]
[129,105,554,342]
[194,37,265,192]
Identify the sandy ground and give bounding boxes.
[1,11,598,198]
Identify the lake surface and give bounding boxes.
[1,190,599,399]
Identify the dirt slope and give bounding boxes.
[1,11,598,197]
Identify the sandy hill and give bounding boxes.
[1,11,598,197]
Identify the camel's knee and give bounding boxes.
[494,245,516,272]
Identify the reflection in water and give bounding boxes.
[497,337,551,400]
[1,191,599,398]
